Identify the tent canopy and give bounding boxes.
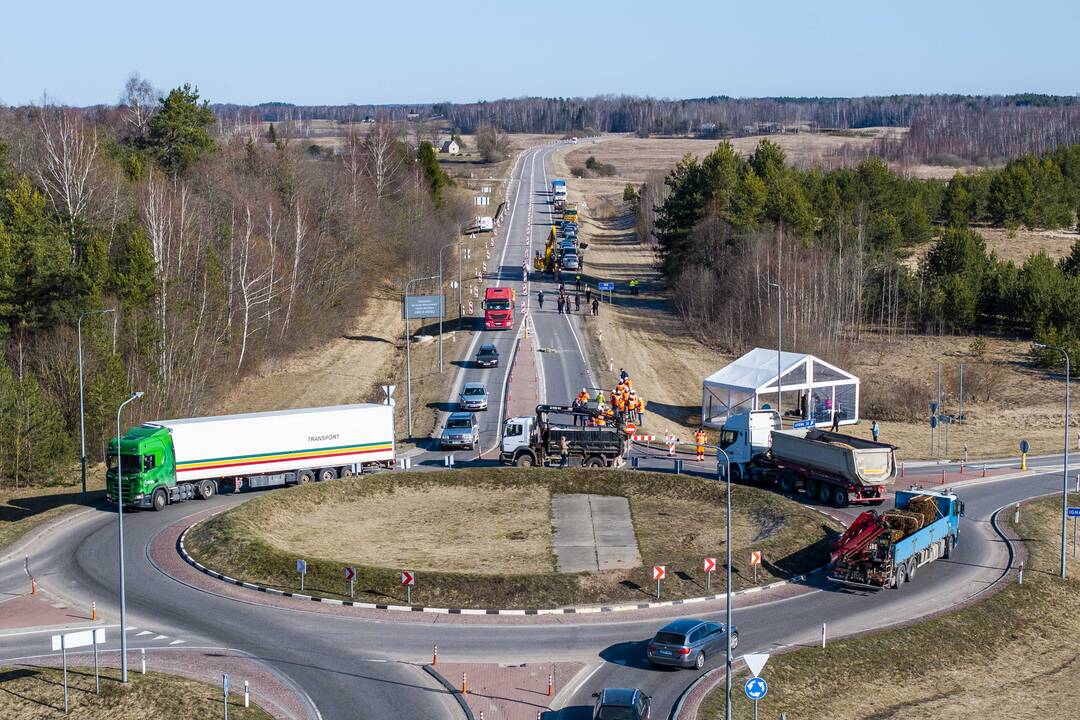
[702,348,859,428]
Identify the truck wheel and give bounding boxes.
[729,464,743,484]
[819,483,832,504]
[777,471,796,494]
[832,486,849,508]
[585,457,604,468]
[296,469,314,485]
[804,479,817,499]
[695,651,705,670]
[340,466,356,478]
[151,489,167,512]
[317,467,337,482]
[943,537,953,559]
[515,454,534,467]
[907,559,918,582]
[198,480,216,500]
[894,565,907,588]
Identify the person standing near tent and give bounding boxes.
[694,428,707,461]
[871,420,880,442]
[831,405,841,432]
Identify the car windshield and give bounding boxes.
[447,418,472,429]
[464,387,485,396]
[479,347,496,355]
[653,632,686,645]
[596,707,635,720]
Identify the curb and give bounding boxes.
[178,521,828,616]
[422,664,474,720]
[669,666,722,720]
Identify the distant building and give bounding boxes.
[406,112,421,121]
[441,140,460,155]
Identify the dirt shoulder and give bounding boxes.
[0,475,105,554]
[696,495,1073,720]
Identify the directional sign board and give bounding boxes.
[404,294,445,320]
[793,419,815,429]
[598,282,615,291]
[1069,507,1080,518]
[744,676,768,701]
[750,550,762,566]
[652,565,666,581]
[344,566,355,581]
[401,570,416,586]
[52,629,105,651]
[742,653,770,678]
[703,557,717,573]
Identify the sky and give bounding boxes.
[2,0,1078,106]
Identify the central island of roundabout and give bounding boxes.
[183,469,842,611]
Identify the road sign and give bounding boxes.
[624,422,637,435]
[793,419,815,429]
[404,294,445,319]
[51,628,105,652]
[598,282,615,291]
[296,559,307,574]
[652,565,666,581]
[401,571,416,586]
[743,653,770,677]
[750,550,762,566]
[930,416,938,429]
[1020,439,1030,454]
[744,676,768,701]
[930,402,938,414]
[703,557,717,573]
[1069,507,1080,518]
[344,566,355,581]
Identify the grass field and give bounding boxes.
[185,469,840,608]
[699,495,1078,720]
[0,475,104,553]
[0,665,272,720]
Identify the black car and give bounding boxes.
[476,343,499,368]
[592,688,651,720]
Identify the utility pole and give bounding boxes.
[116,390,144,682]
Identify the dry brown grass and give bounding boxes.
[0,474,104,552]
[257,485,555,574]
[0,665,272,720]
[904,226,1079,270]
[700,495,1080,720]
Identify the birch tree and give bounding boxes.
[35,106,98,244]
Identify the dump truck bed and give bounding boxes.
[771,428,896,487]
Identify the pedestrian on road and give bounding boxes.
[538,290,545,309]
[591,297,599,316]
[694,428,707,461]
[557,296,565,314]
[637,398,646,426]
[575,275,582,291]
[574,293,580,312]
[585,287,592,304]
[871,420,880,442]
[560,435,570,467]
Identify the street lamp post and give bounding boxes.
[404,275,439,437]
[78,309,116,498]
[1035,342,1070,579]
[115,390,144,682]
[769,282,781,417]
[438,242,461,373]
[717,446,733,720]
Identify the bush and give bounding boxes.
[862,378,930,422]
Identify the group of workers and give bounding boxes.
[571,369,646,427]
[538,284,599,315]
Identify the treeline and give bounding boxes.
[0,79,464,486]
[637,139,1080,367]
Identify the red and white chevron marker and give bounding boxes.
[703,557,717,573]
[652,565,666,581]
[401,570,415,586]
[631,435,655,442]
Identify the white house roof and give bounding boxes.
[703,348,856,392]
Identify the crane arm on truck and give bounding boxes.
[829,510,886,564]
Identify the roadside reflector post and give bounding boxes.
[900,461,905,478]
[61,634,68,714]
[822,622,827,648]
[432,644,438,666]
[92,627,100,694]
[1018,561,1024,584]
[982,464,987,478]
[91,601,96,621]
[547,673,553,696]
[141,647,146,674]
[941,468,946,484]
[1014,504,1020,524]
[462,672,468,694]
[244,680,250,708]
[223,672,229,720]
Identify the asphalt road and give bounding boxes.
[3,140,1077,720]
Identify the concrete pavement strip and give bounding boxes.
[552,494,640,572]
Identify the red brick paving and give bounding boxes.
[433,661,583,720]
[0,592,94,630]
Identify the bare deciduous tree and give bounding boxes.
[35,106,98,243]
[364,122,403,208]
[121,73,159,136]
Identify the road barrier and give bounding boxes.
[444,454,455,469]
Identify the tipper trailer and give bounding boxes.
[500,404,629,468]
[828,488,964,589]
[718,410,895,507]
[106,404,395,511]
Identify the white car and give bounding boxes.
[459,382,489,411]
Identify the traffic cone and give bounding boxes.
[462,672,468,694]
[432,644,437,666]
[31,577,36,595]
[547,673,553,696]
[91,601,96,621]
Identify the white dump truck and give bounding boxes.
[717,410,895,507]
[106,404,396,510]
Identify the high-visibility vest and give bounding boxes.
[695,431,706,446]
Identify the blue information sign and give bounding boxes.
[930,416,938,429]
[744,676,768,701]
[1020,439,1030,454]
[793,419,815,429]
[598,282,615,291]
[404,294,445,320]
[1068,507,1080,518]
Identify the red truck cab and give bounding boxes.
[483,287,514,330]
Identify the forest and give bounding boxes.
[635,138,1080,377]
[0,79,464,486]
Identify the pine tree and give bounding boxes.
[146,84,216,175]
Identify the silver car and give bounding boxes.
[561,252,580,270]
[441,412,480,450]
[646,618,738,670]
[459,382,489,411]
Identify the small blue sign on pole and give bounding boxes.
[1020,439,1030,454]
[930,416,938,429]
[598,282,615,291]
[930,402,938,414]
[793,419,815,429]
[744,676,768,701]
[1068,507,1080,518]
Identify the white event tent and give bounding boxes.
[701,348,859,428]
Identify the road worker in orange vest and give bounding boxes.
[694,428,707,461]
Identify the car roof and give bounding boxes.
[658,618,705,634]
[600,688,640,705]
[463,382,487,391]
[478,343,497,351]
[447,412,475,421]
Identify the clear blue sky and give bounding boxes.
[2,0,1077,106]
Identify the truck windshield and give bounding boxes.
[484,300,510,310]
[107,453,143,474]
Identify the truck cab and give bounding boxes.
[501,405,628,468]
[483,287,515,330]
[106,426,194,510]
[717,410,780,466]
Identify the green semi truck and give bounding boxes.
[106,404,396,511]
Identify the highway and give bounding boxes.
[0,139,1074,720]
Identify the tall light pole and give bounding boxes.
[437,242,461,373]
[115,390,144,682]
[769,281,781,418]
[1035,341,1070,579]
[78,308,115,499]
[717,446,733,720]
[404,275,438,437]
